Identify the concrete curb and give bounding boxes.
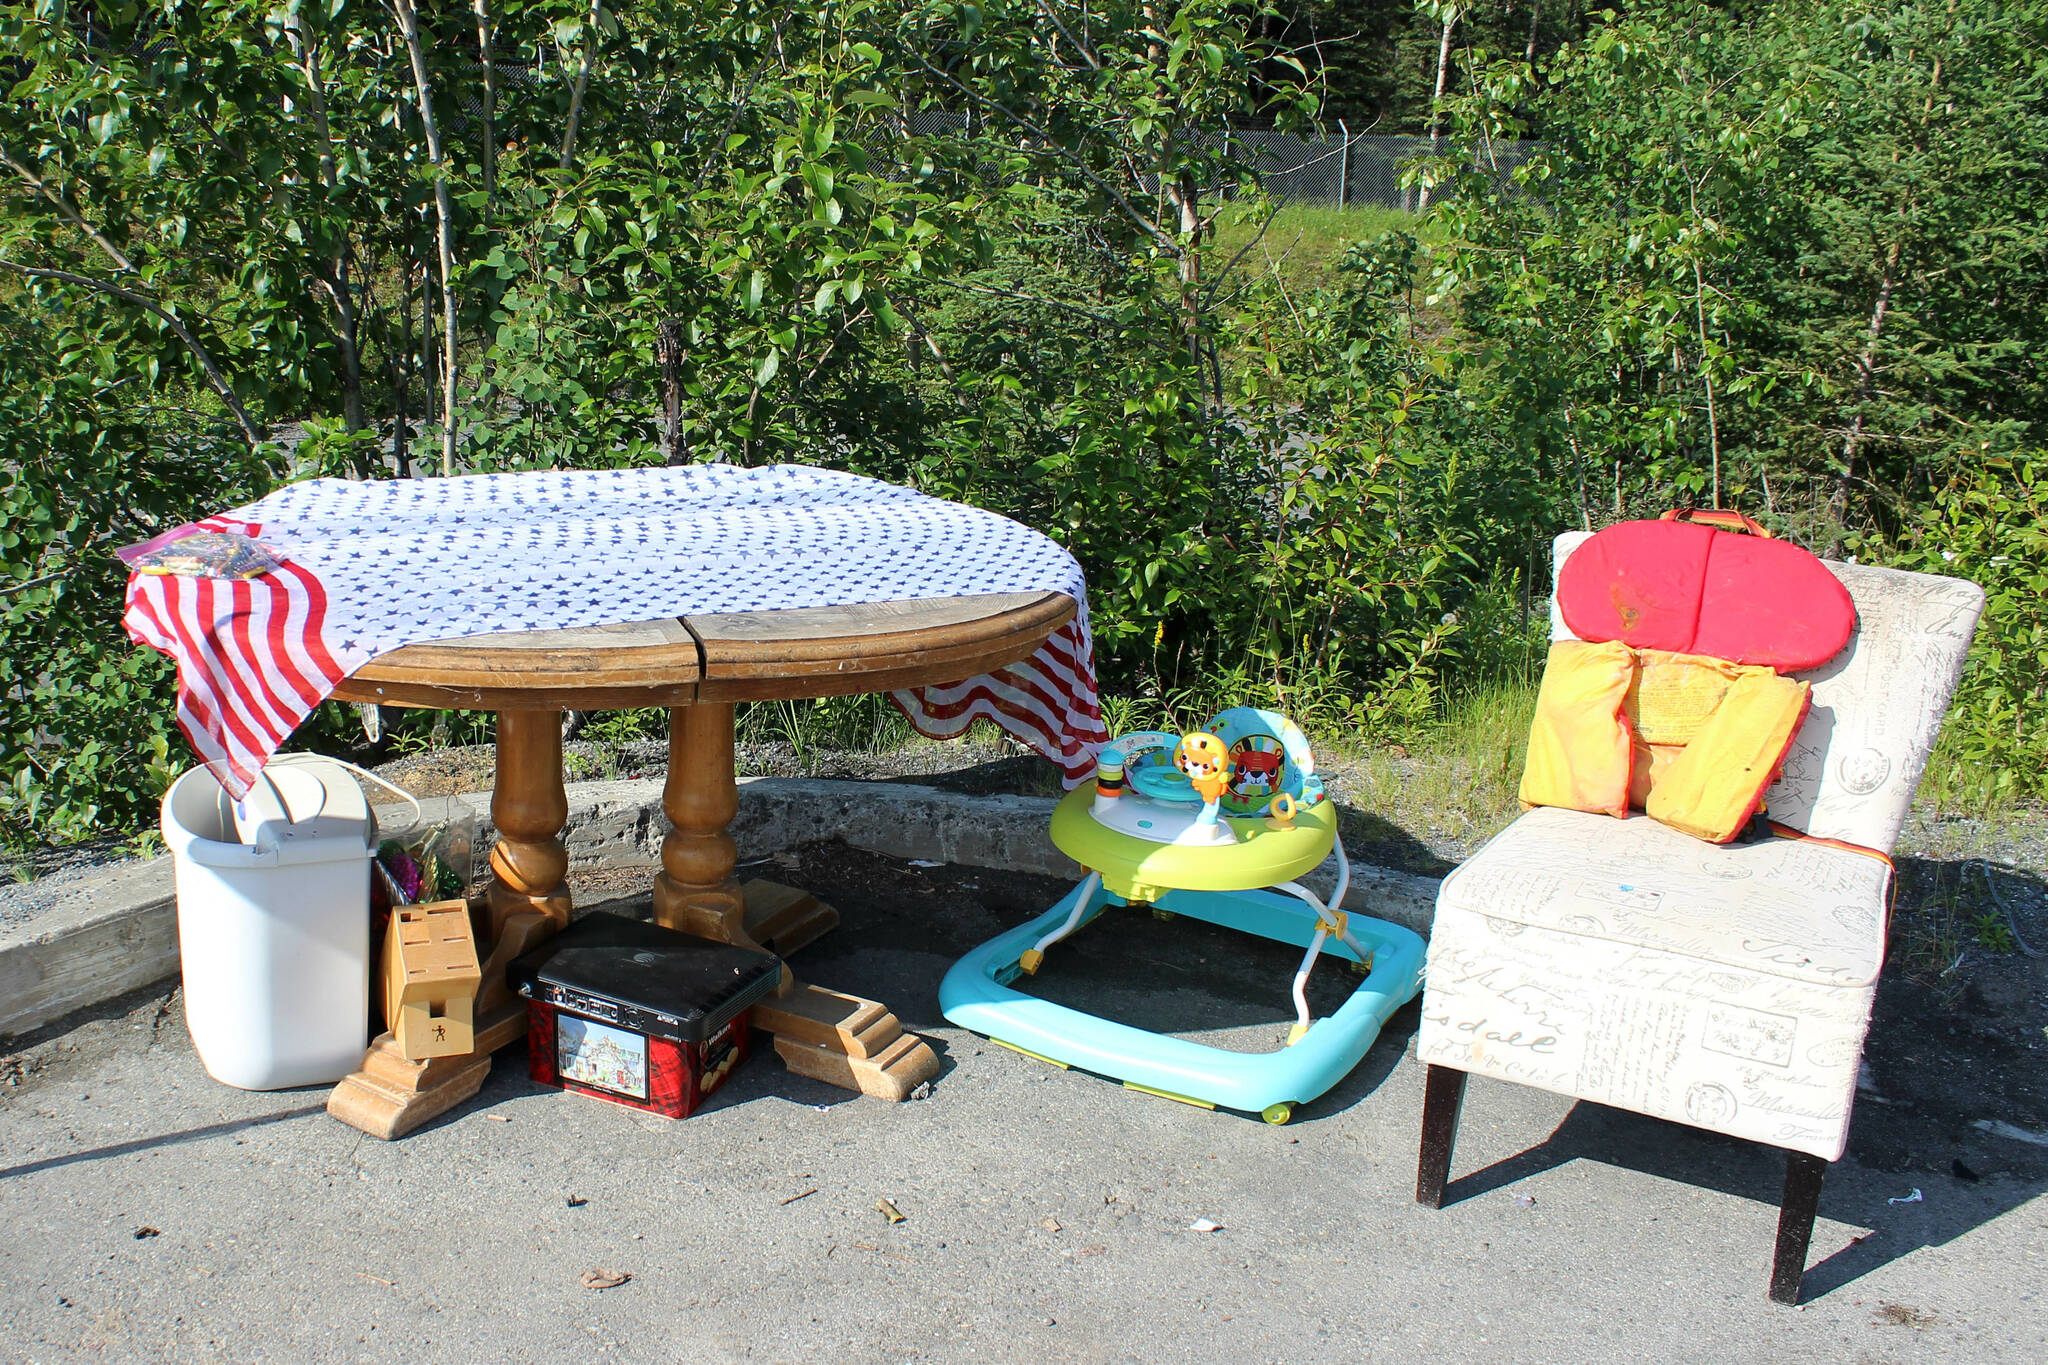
[0,778,1441,1039]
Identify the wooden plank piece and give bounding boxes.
[687,593,1055,643]
[327,1034,492,1140]
[752,983,895,1058]
[426,617,696,651]
[740,881,840,958]
[773,1031,939,1102]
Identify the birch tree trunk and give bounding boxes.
[1830,27,1946,543]
[392,259,413,477]
[390,0,461,476]
[657,320,689,465]
[1165,167,1203,362]
[284,13,368,449]
[1831,253,1897,532]
[1141,2,1201,358]
[473,0,498,199]
[1415,8,1460,213]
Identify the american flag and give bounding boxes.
[892,617,1103,786]
[123,513,359,796]
[122,467,1108,797]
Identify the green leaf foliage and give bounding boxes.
[1419,0,2048,793]
[3,0,2045,850]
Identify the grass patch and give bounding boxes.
[1330,681,1537,851]
[736,693,918,762]
[1208,202,1419,299]
[1912,724,2035,820]
[566,696,928,766]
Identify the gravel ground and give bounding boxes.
[1,837,145,935]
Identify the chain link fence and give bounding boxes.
[1223,127,1537,210]
[449,65,1532,210]
[889,111,1534,210]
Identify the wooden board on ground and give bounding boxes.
[741,880,839,959]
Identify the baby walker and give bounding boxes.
[938,708,1425,1123]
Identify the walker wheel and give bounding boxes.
[1151,908,1176,921]
[1262,1103,1293,1126]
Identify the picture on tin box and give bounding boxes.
[557,1015,648,1100]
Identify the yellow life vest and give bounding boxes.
[1521,641,1811,843]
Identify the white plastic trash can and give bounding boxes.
[162,756,380,1089]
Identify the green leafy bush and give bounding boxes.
[1425,0,2048,549]
[0,292,275,850]
[1885,457,2048,805]
[4,0,2043,856]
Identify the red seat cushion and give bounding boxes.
[1557,521,1855,670]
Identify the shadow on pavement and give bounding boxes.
[0,1100,329,1180]
[1433,1091,2048,1302]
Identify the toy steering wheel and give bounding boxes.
[1117,731,1205,804]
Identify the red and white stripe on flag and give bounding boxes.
[122,517,350,796]
[894,619,1107,786]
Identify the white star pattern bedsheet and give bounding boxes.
[123,464,1107,796]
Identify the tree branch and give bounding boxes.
[907,53,1178,255]
[558,0,602,170]
[1,147,136,272]
[1034,0,1102,71]
[1200,189,1299,310]
[0,260,265,450]
[936,277,1117,325]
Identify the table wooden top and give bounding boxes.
[330,591,1076,710]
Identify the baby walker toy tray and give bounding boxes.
[940,708,1425,1123]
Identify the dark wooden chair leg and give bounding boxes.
[1416,1064,1469,1208]
[1770,1151,1828,1305]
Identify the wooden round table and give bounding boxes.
[325,591,1076,1139]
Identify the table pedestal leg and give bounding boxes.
[474,708,574,1027]
[651,702,758,957]
[484,709,575,938]
[329,708,572,1139]
[653,703,940,1101]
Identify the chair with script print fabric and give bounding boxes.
[1413,531,1985,1304]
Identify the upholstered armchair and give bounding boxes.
[1413,532,1985,1303]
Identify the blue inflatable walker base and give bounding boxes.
[938,880,1426,1123]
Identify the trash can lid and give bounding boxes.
[233,757,373,853]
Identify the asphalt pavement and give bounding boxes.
[2,847,2042,1364]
